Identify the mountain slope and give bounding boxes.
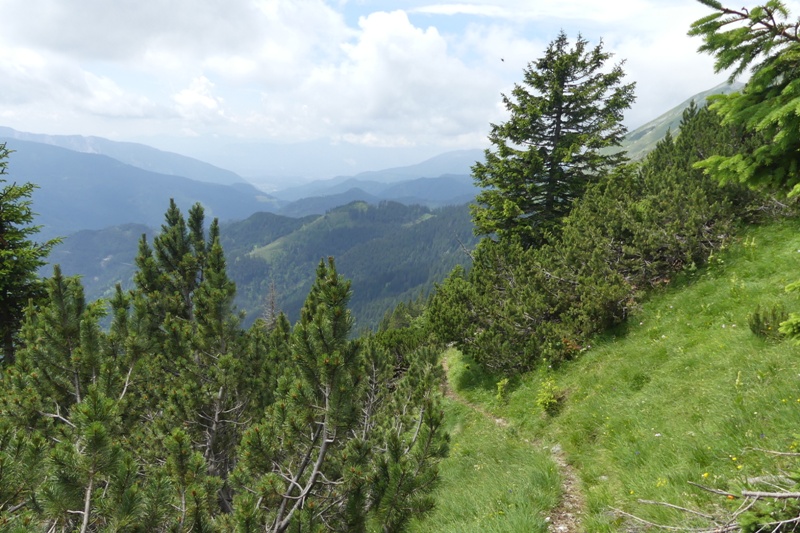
[620,81,745,159]
[2,138,278,240]
[0,126,246,185]
[411,219,800,532]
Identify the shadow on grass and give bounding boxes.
[450,351,524,399]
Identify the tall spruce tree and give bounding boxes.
[0,143,59,364]
[471,31,635,247]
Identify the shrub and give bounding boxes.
[748,303,787,340]
[536,378,563,416]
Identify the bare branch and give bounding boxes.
[636,499,716,520]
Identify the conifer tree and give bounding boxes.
[471,31,635,247]
[233,259,447,532]
[0,199,449,530]
[690,0,800,195]
[0,143,59,364]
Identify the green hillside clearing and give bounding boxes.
[416,218,800,532]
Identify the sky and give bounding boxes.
[0,0,778,161]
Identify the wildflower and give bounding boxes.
[702,472,709,478]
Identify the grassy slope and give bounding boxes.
[408,397,560,533]
[417,218,800,532]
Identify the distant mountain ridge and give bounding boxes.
[274,175,477,217]
[271,149,482,201]
[0,126,246,186]
[1,138,278,240]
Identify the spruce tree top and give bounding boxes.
[471,31,635,247]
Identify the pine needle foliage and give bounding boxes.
[0,201,448,531]
[690,0,800,196]
[471,31,635,247]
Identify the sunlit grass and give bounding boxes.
[422,219,800,532]
[408,358,560,533]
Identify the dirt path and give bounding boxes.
[441,357,584,533]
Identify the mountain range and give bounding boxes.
[0,138,278,241]
[1,128,482,239]
[8,81,743,329]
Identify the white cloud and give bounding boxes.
[172,77,226,123]
[79,73,161,119]
[277,9,502,146]
[412,1,649,22]
[0,0,784,152]
[0,0,265,62]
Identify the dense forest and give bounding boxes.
[47,201,479,331]
[2,0,800,531]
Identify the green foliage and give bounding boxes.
[233,259,448,531]
[0,200,449,531]
[495,378,510,404]
[0,143,59,364]
[432,100,761,374]
[471,31,635,247]
[535,378,563,416]
[690,0,800,196]
[748,302,788,339]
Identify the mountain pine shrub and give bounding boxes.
[431,103,764,374]
[748,303,788,340]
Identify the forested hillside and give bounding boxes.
[4,1,800,531]
[226,201,477,328]
[49,201,477,331]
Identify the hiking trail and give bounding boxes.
[441,355,585,533]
